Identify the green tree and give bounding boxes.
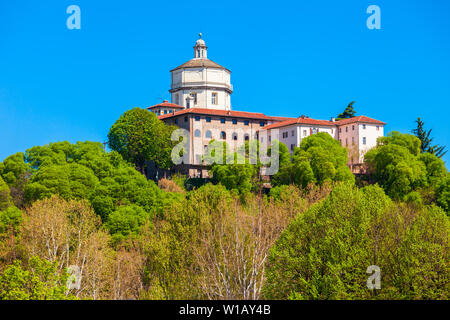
[336,101,356,120]
[108,107,176,174]
[105,205,149,243]
[0,256,76,300]
[413,118,447,158]
[0,176,12,211]
[263,183,449,300]
[365,132,447,202]
[273,133,354,187]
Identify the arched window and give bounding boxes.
[244,134,249,141]
[220,131,226,140]
[194,129,201,137]
[205,130,212,139]
[232,133,238,141]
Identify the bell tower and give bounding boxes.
[194,33,207,59]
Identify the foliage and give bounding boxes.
[0,256,76,300]
[413,118,447,158]
[108,107,176,173]
[0,176,12,211]
[263,183,449,300]
[336,101,356,121]
[0,206,22,234]
[365,132,448,206]
[105,205,150,243]
[273,133,354,188]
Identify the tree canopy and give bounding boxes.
[108,107,177,174]
[336,101,356,120]
[272,133,354,188]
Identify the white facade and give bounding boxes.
[170,34,232,111]
[262,117,385,166]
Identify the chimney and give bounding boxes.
[300,115,305,119]
[331,117,336,122]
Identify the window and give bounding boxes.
[339,128,342,133]
[259,121,265,127]
[244,120,249,126]
[282,132,287,138]
[312,128,318,134]
[346,127,348,132]
[184,116,188,122]
[232,133,238,141]
[164,110,167,114]
[363,137,367,145]
[331,128,334,134]
[212,92,217,105]
[220,131,226,140]
[376,125,380,131]
[303,130,307,136]
[244,134,249,141]
[195,116,200,121]
[352,125,355,131]
[205,130,212,138]
[206,117,211,123]
[232,119,237,125]
[220,118,225,124]
[292,130,295,136]
[194,129,201,137]
[362,124,367,129]
[174,118,178,124]
[186,98,190,108]
[269,135,271,142]
[291,144,294,151]
[191,93,197,104]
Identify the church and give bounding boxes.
[148,34,386,178]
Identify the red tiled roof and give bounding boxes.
[170,58,230,72]
[334,115,386,126]
[147,100,184,110]
[158,107,294,121]
[262,116,335,130]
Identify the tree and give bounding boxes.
[108,108,176,174]
[365,132,447,203]
[365,143,427,199]
[105,205,149,243]
[336,101,356,120]
[0,256,76,300]
[413,118,447,158]
[263,183,449,300]
[0,176,12,211]
[272,133,354,188]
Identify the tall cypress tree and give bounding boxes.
[336,101,356,120]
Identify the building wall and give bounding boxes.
[267,124,336,154]
[171,67,232,110]
[358,123,384,162]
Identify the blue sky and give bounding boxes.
[1,0,449,164]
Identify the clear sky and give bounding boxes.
[1,0,449,164]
